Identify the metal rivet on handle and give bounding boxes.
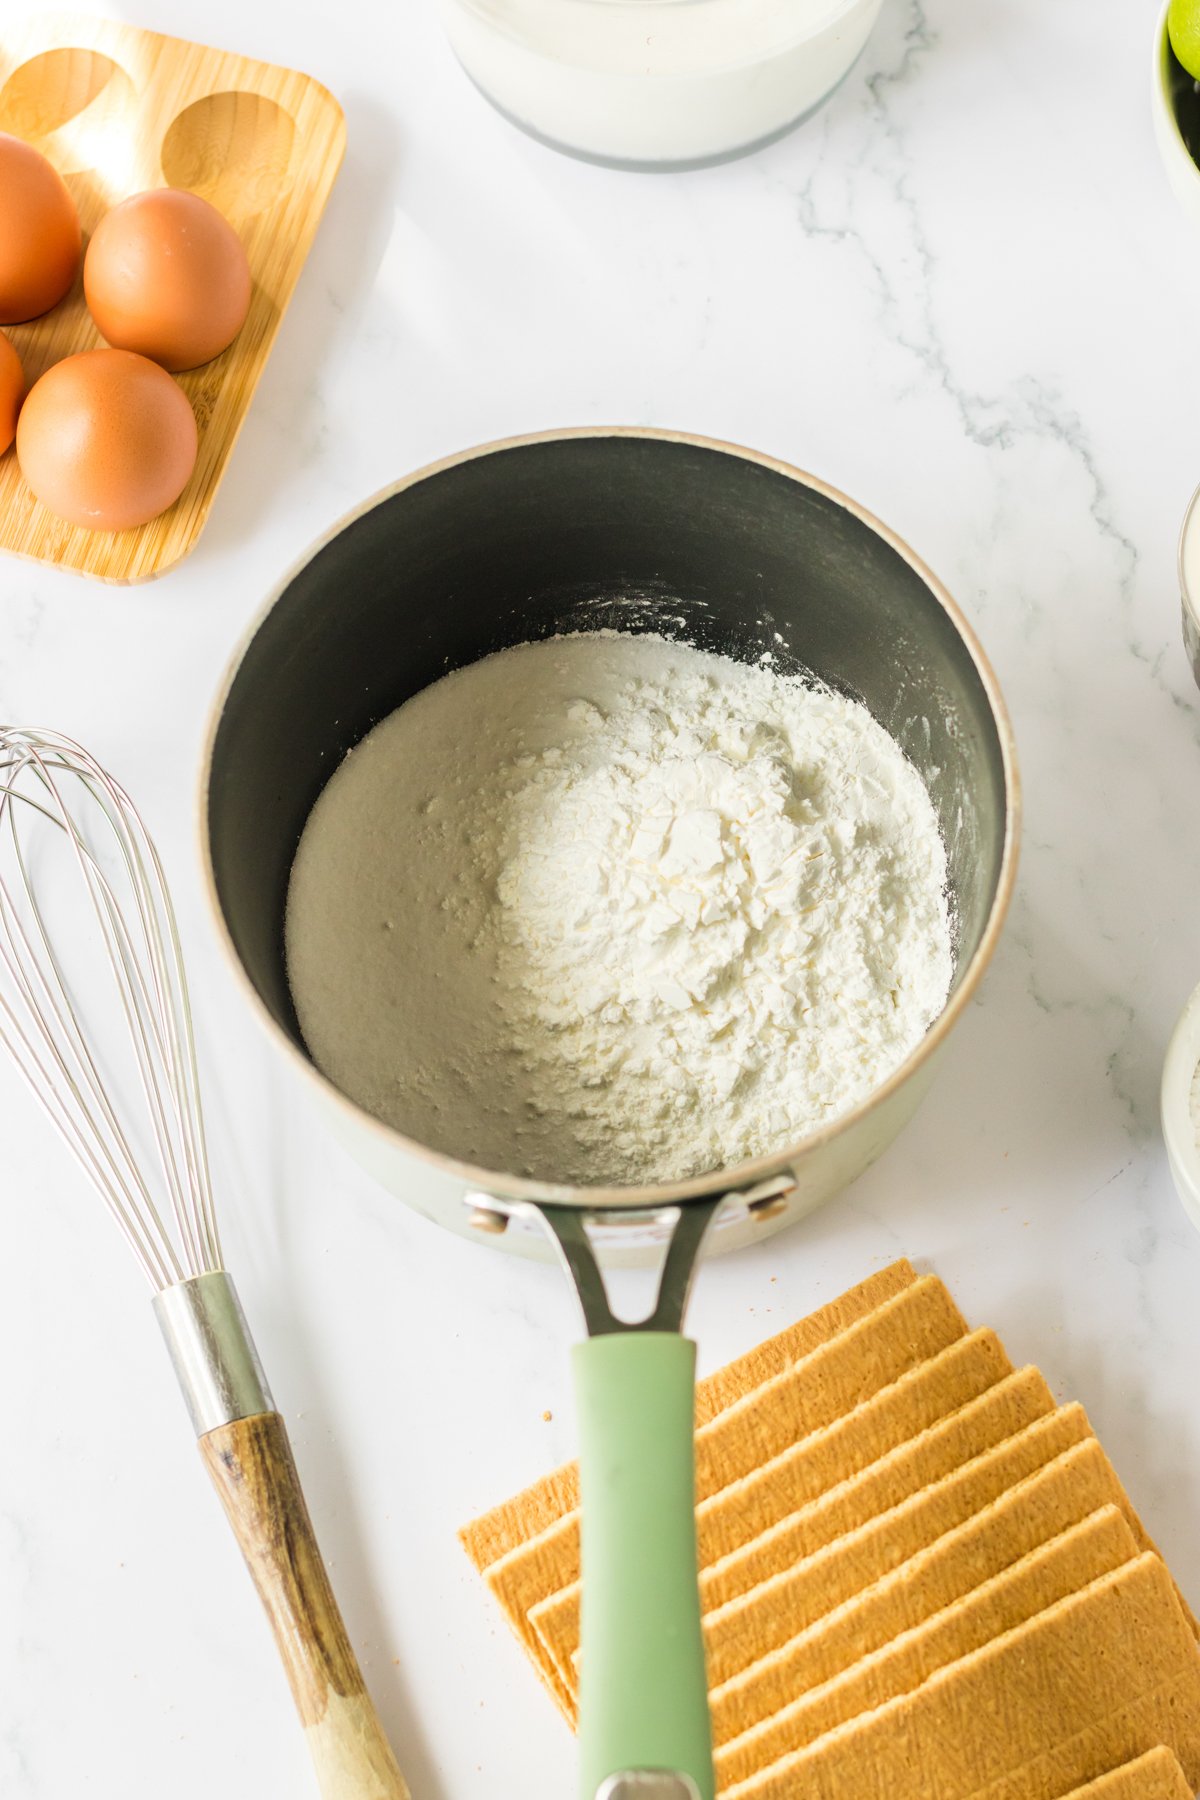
[596,1775,702,1800]
[466,1202,509,1234]
[743,1173,795,1221]
[749,1194,789,1221]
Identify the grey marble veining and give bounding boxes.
[3,0,1200,1795]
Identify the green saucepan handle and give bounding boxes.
[572,1330,714,1800]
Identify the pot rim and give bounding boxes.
[198,424,1022,1212]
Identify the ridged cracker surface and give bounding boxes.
[726,1556,1200,1800]
[1055,1745,1194,1797]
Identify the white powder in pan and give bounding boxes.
[285,632,953,1186]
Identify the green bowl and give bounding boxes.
[1153,1,1200,225]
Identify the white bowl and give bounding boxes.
[438,0,885,169]
[1162,976,1200,1232]
[1152,1,1200,228]
[1178,479,1200,691]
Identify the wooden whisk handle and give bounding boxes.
[199,1411,411,1800]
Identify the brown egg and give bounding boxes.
[0,331,24,455]
[85,188,252,372]
[17,349,198,531]
[0,133,82,323]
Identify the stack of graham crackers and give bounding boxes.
[461,1259,1200,1797]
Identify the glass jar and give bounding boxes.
[438,0,885,169]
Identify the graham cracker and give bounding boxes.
[558,1408,1101,1700]
[693,1274,969,1497]
[531,1342,1036,1698]
[1052,1746,1194,1798]
[459,1258,918,1575]
[724,1555,1200,1800]
[700,1399,1093,1631]
[701,1412,1133,1699]
[461,1257,1199,1782]
[698,1259,919,1423]
[483,1273,969,1714]
[710,1441,1142,1747]
[698,1327,1010,1568]
[970,1711,1200,1800]
[485,1528,577,1723]
[716,1504,1137,1786]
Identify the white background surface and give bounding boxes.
[4,1,1200,1796]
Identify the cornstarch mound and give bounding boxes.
[285,633,953,1186]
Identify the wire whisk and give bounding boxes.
[0,726,410,1800]
[0,728,219,1287]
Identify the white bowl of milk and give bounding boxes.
[1181,479,1200,693]
[438,0,885,168]
[1163,975,1200,1234]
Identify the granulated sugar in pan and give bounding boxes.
[284,631,952,1186]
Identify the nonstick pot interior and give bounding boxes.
[207,432,1013,1140]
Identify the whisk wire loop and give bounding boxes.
[0,729,222,1290]
[3,789,179,1283]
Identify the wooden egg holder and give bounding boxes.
[0,16,345,582]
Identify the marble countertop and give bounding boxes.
[6,0,1200,1794]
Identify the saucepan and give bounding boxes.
[201,429,1019,1800]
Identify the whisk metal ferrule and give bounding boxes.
[153,1270,274,1437]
